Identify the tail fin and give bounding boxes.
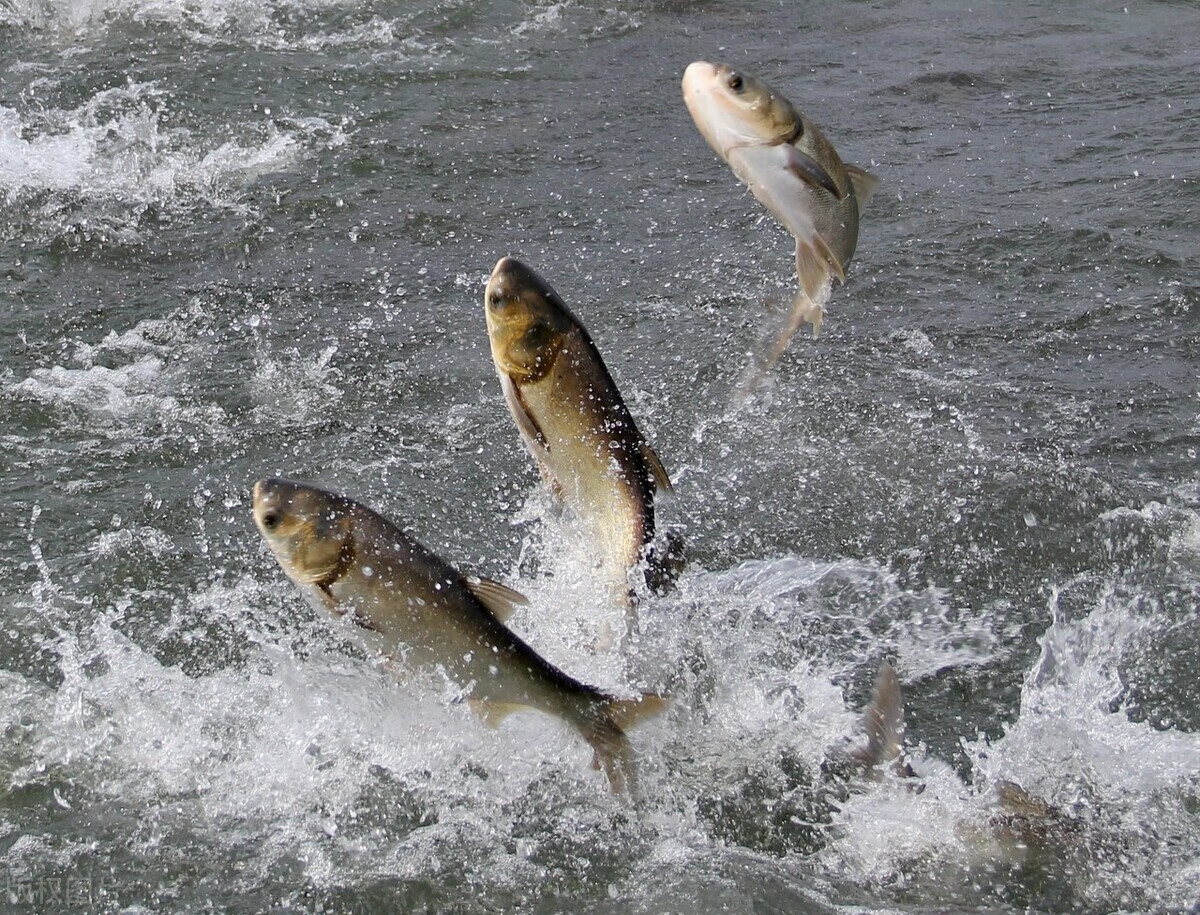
[735,278,833,401]
[851,660,904,769]
[606,692,669,732]
[582,692,669,801]
[582,716,639,799]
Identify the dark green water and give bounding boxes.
[2,0,1198,911]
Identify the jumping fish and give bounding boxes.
[483,256,677,632]
[251,477,665,796]
[682,60,879,365]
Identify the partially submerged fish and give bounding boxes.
[682,60,878,365]
[850,659,906,771]
[484,256,678,632]
[252,477,665,796]
[836,661,1081,857]
[821,659,913,780]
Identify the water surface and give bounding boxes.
[2,0,1199,911]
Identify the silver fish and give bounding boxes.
[484,256,678,632]
[682,60,879,365]
[252,477,665,796]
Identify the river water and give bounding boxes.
[2,0,1198,912]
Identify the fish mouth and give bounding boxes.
[486,256,532,311]
[252,479,276,531]
[490,255,520,279]
[252,478,295,538]
[681,61,718,114]
[681,60,717,92]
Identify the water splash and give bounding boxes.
[0,82,337,247]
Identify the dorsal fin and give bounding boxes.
[640,441,673,493]
[465,575,529,623]
[846,164,880,211]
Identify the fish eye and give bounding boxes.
[261,511,280,531]
[727,72,744,92]
[488,291,507,310]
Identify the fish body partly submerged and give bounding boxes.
[833,661,1081,860]
[251,477,663,795]
[682,60,878,361]
[484,256,676,626]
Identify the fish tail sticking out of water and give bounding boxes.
[821,659,913,783]
[251,477,668,799]
[832,660,1084,860]
[851,658,905,771]
[682,60,879,379]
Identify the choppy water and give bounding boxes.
[2,0,1199,912]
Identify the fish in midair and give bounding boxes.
[251,477,665,797]
[483,256,678,634]
[682,60,879,366]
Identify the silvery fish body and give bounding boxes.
[484,257,675,627]
[252,477,663,795]
[682,60,878,361]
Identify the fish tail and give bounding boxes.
[582,692,669,801]
[750,236,839,377]
[731,290,824,401]
[582,715,639,800]
[773,287,826,354]
[851,659,905,768]
[643,528,687,596]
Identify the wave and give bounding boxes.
[0,82,344,247]
[3,490,1199,911]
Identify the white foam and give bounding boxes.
[3,0,502,58]
[822,563,1200,909]
[249,343,344,429]
[7,490,1198,911]
[973,584,1200,802]
[510,1,642,40]
[0,83,335,246]
[7,311,232,444]
[11,355,228,443]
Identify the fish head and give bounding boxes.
[253,478,354,588]
[682,60,801,159]
[484,256,576,384]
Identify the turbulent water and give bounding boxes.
[2,0,1199,911]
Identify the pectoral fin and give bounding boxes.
[846,164,880,210]
[502,374,565,499]
[781,144,843,198]
[727,144,821,243]
[501,374,547,451]
[465,576,529,623]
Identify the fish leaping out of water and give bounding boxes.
[682,60,878,371]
